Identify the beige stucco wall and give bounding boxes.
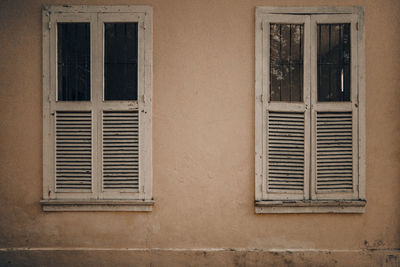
[0,0,399,265]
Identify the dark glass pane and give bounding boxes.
[104,23,138,101]
[317,24,351,102]
[270,24,303,102]
[57,23,90,101]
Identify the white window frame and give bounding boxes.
[255,7,366,213]
[41,5,153,211]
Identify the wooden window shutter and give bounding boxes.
[42,6,153,210]
[102,110,140,192]
[43,8,153,205]
[261,15,311,200]
[255,7,365,212]
[97,13,148,200]
[310,15,360,200]
[265,110,310,200]
[55,111,93,192]
[42,13,98,200]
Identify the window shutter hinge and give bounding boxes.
[44,9,51,30]
[261,22,264,30]
[142,185,145,192]
[356,22,359,31]
[142,94,146,103]
[142,21,146,30]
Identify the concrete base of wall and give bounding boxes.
[1,248,399,266]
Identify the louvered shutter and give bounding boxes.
[100,105,145,200]
[55,111,93,192]
[42,13,97,200]
[265,110,309,200]
[98,13,149,200]
[261,15,311,200]
[310,15,359,200]
[102,110,139,192]
[47,108,97,200]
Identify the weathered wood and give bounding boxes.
[255,7,365,212]
[42,6,153,210]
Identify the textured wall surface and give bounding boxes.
[0,0,399,265]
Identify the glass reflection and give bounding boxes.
[317,24,351,102]
[270,24,303,102]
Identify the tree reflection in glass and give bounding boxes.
[270,24,303,102]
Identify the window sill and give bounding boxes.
[40,199,154,211]
[255,200,366,214]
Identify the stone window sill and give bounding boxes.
[255,200,366,214]
[40,199,154,211]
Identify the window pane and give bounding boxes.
[57,23,90,101]
[270,24,303,102]
[317,24,351,102]
[104,23,138,101]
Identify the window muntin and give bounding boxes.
[57,23,91,101]
[104,22,138,101]
[317,23,351,102]
[270,23,303,102]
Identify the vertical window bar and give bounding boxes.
[74,23,78,100]
[328,25,331,101]
[279,24,282,101]
[123,23,127,94]
[289,25,292,102]
[269,24,272,101]
[318,25,321,101]
[340,24,344,101]
[300,25,303,102]
[346,24,351,100]
[85,23,89,100]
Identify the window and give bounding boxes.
[41,6,153,211]
[255,7,365,213]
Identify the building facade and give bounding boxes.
[0,0,399,265]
